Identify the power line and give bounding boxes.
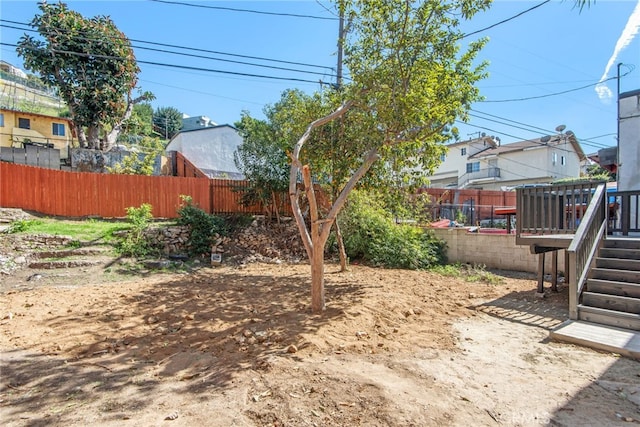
[148,0,338,21]
[0,19,335,72]
[462,0,551,39]
[0,42,325,85]
[470,109,610,149]
[479,73,632,103]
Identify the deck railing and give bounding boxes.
[608,190,640,236]
[516,181,605,236]
[566,184,607,319]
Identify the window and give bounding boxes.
[0,113,4,127]
[561,155,566,166]
[18,118,30,129]
[52,122,65,136]
[440,153,446,162]
[461,147,467,156]
[552,152,558,165]
[466,162,480,173]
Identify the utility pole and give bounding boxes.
[336,3,344,89]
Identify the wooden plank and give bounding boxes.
[550,320,640,359]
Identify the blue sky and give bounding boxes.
[1,0,639,156]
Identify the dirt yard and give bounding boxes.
[1,231,639,426]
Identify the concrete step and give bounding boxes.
[590,268,640,284]
[550,320,640,359]
[578,305,640,331]
[604,238,640,250]
[586,279,640,298]
[582,292,640,314]
[598,248,640,260]
[595,257,640,271]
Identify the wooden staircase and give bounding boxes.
[579,238,640,330]
[551,237,640,359]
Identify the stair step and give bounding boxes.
[604,238,640,250]
[586,279,640,298]
[582,292,640,314]
[595,257,640,271]
[550,320,640,359]
[590,268,640,284]
[598,248,640,260]
[578,305,640,331]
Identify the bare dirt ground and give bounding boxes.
[1,227,639,426]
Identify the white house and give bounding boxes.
[165,124,244,179]
[618,88,640,192]
[427,133,586,190]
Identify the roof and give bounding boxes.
[469,135,586,161]
[174,123,237,135]
[446,135,499,149]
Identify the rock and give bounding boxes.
[147,315,159,324]
[412,307,422,315]
[164,411,179,421]
[286,344,298,353]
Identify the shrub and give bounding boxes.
[338,191,446,269]
[176,195,227,257]
[116,203,156,258]
[6,219,43,233]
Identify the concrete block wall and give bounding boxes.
[431,228,566,274]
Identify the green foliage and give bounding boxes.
[176,196,227,257]
[121,103,155,139]
[116,204,156,258]
[234,111,290,214]
[107,136,166,175]
[153,106,183,140]
[338,191,446,269]
[6,219,43,234]
[17,2,153,150]
[430,262,504,285]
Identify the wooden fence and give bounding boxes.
[1,162,517,220]
[0,162,285,218]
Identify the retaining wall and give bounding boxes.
[431,228,566,274]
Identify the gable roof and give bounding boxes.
[469,134,586,161]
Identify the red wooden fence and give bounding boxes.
[1,162,516,220]
[0,162,271,218]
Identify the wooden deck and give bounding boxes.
[550,320,640,360]
[516,234,575,250]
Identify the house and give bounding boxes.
[618,88,640,193]
[181,114,217,131]
[0,108,74,160]
[427,132,586,190]
[165,124,244,179]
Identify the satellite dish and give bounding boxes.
[555,124,566,133]
[565,130,574,137]
[540,135,551,143]
[481,132,486,137]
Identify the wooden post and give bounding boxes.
[564,249,570,287]
[537,252,545,294]
[551,250,558,292]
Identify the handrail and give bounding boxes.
[566,183,607,319]
[516,181,604,237]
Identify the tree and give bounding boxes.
[107,136,165,175]
[234,111,290,221]
[153,106,183,140]
[17,2,153,151]
[120,103,155,141]
[289,0,490,313]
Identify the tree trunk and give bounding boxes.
[334,220,348,272]
[87,126,100,150]
[311,232,326,313]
